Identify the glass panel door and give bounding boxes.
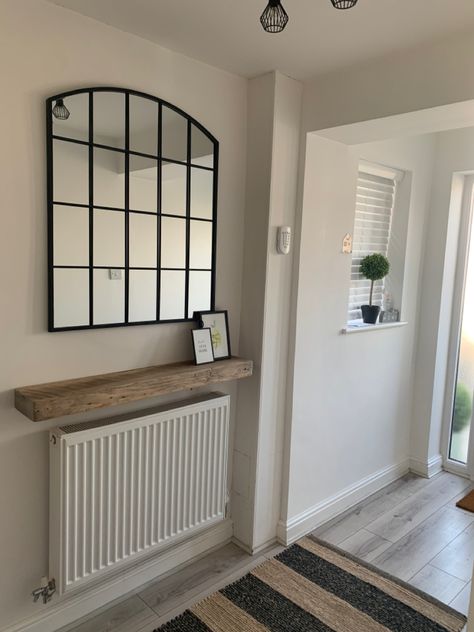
[448,178,474,465]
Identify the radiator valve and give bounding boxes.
[32,577,56,604]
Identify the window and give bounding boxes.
[347,165,398,322]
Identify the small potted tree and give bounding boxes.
[360,253,390,324]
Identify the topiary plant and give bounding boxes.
[453,382,473,433]
[360,253,390,306]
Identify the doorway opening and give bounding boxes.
[444,175,474,471]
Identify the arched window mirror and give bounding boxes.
[47,87,218,331]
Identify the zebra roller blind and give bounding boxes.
[348,170,397,322]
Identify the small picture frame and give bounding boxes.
[194,310,231,360]
[191,328,215,365]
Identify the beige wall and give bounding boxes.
[0,1,246,627]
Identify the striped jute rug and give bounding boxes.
[155,536,467,632]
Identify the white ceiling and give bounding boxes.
[51,0,474,80]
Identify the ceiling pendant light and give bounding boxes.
[330,0,358,8]
[260,0,289,33]
[52,98,70,120]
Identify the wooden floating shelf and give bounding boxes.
[15,357,253,422]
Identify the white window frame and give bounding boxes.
[347,161,404,324]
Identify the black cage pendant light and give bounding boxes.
[260,0,358,33]
[330,0,358,8]
[260,0,289,33]
[52,98,70,120]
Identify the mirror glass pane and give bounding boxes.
[129,270,157,322]
[94,92,125,149]
[162,106,187,162]
[94,148,125,209]
[160,270,185,320]
[93,210,125,267]
[129,213,157,268]
[190,168,213,219]
[130,96,158,156]
[53,140,88,205]
[189,220,212,269]
[49,89,217,330]
[161,217,185,268]
[161,162,186,215]
[54,268,89,328]
[188,271,211,318]
[52,93,89,142]
[129,156,158,212]
[93,268,125,325]
[191,125,214,166]
[53,205,89,266]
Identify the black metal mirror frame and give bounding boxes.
[47,87,218,331]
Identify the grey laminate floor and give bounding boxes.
[60,471,473,632]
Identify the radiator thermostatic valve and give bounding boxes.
[32,577,56,604]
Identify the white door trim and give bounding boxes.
[441,174,474,476]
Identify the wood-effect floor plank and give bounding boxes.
[367,473,471,543]
[338,528,392,562]
[313,473,433,545]
[430,521,474,582]
[450,582,472,617]
[370,507,474,581]
[58,595,157,632]
[409,565,466,605]
[138,543,253,615]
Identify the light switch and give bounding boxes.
[109,269,123,280]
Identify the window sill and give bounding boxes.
[341,321,408,335]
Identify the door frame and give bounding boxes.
[441,174,474,478]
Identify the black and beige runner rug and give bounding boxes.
[155,536,467,632]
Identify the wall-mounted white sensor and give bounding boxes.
[277,226,291,255]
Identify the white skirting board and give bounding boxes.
[4,520,232,632]
[277,460,410,546]
[409,454,443,479]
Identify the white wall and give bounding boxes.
[232,72,302,552]
[280,133,436,536]
[0,1,246,628]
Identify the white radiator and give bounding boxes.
[49,393,230,594]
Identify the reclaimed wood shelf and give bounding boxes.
[15,357,253,422]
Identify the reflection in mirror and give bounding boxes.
[190,168,213,219]
[191,124,214,165]
[161,162,186,215]
[162,106,187,162]
[54,268,89,328]
[188,271,212,318]
[160,270,185,320]
[189,220,212,269]
[53,205,89,266]
[94,148,125,209]
[129,270,157,322]
[161,217,186,268]
[129,156,158,212]
[53,140,89,205]
[130,96,158,156]
[52,93,89,142]
[129,213,157,268]
[93,210,125,267]
[94,92,125,148]
[93,269,125,325]
[49,88,217,330]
